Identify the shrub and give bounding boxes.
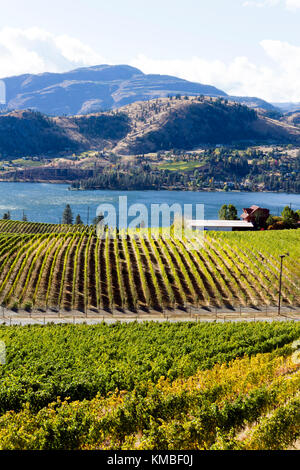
[11,301,19,312]
[23,302,32,313]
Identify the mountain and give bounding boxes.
[110,97,300,155]
[229,96,279,112]
[0,97,299,159]
[1,64,227,116]
[0,109,130,158]
[0,64,278,116]
[272,102,300,113]
[282,111,300,127]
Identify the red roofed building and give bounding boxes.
[241,205,270,227]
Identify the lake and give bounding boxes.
[0,182,300,225]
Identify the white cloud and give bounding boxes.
[285,0,300,9]
[243,0,300,8]
[0,26,299,102]
[0,27,105,78]
[243,1,280,8]
[131,40,300,102]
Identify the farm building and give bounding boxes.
[241,205,270,225]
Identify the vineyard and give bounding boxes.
[0,221,299,312]
[0,322,299,450]
[0,219,92,234]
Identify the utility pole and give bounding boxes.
[278,253,289,316]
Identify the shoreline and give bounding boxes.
[0,180,298,194]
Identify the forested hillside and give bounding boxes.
[0,97,300,158]
[0,110,130,158]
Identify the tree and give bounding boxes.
[219,205,228,220]
[2,211,10,220]
[75,214,83,225]
[22,211,28,222]
[266,215,275,227]
[219,204,238,220]
[62,204,73,225]
[227,204,238,220]
[281,206,298,226]
[93,213,104,225]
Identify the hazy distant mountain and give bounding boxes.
[0,97,299,158]
[230,96,279,112]
[272,102,300,113]
[1,64,227,116]
[0,64,278,116]
[282,110,300,127]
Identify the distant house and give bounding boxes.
[241,205,270,226]
[187,220,254,232]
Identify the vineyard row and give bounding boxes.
[0,230,299,312]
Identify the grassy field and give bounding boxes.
[158,160,206,172]
[0,321,299,450]
[0,221,299,313]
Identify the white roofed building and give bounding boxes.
[186,220,254,232]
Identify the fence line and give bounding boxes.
[0,302,299,326]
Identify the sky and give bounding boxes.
[0,0,299,102]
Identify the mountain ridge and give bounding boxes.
[0,96,300,159]
[0,64,279,116]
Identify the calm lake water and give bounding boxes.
[0,182,300,225]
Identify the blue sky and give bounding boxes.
[0,0,299,101]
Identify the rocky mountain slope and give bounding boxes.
[0,97,299,158]
[272,102,300,113]
[282,111,300,127]
[1,65,226,115]
[0,64,279,116]
[110,97,300,154]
